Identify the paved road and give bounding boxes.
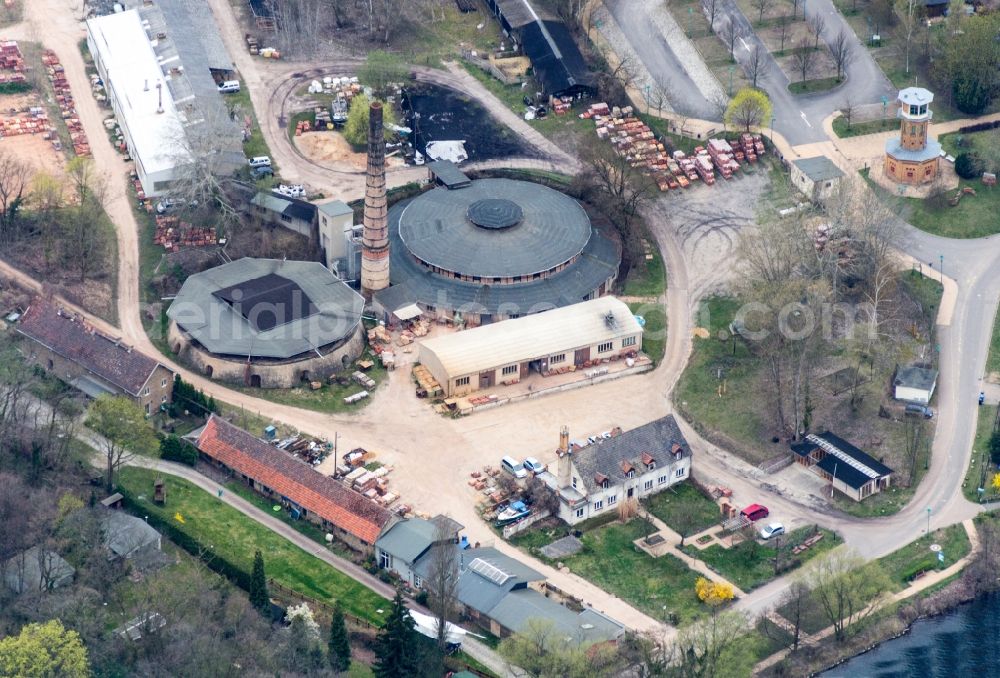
[604,0,719,119]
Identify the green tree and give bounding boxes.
[724,88,772,132]
[88,395,159,492]
[498,618,619,677]
[0,620,90,678]
[372,588,421,678]
[934,13,1000,114]
[159,435,198,466]
[988,430,1000,465]
[328,601,352,673]
[804,548,892,641]
[343,94,398,147]
[249,550,269,615]
[666,610,754,678]
[358,50,408,98]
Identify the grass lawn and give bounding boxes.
[861,160,1000,240]
[987,301,1000,378]
[832,116,898,138]
[875,524,970,591]
[228,80,273,167]
[787,76,843,95]
[622,247,666,298]
[116,467,389,623]
[963,404,997,503]
[643,482,721,535]
[629,300,666,365]
[674,297,772,463]
[561,517,705,624]
[685,527,841,591]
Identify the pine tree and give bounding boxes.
[328,601,351,673]
[250,550,269,615]
[372,588,420,678]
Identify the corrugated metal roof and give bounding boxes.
[792,156,845,182]
[418,296,640,378]
[487,588,624,643]
[375,518,439,564]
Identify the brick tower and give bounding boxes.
[361,101,389,298]
[884,87,940,185]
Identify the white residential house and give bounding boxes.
[545,416,693,525]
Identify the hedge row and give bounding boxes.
[119,488,252,591]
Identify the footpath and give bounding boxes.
[753,518,980,673]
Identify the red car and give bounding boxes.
[741,504,769,522]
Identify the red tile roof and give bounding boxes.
[16,300,169,396]
[196,416,392,544]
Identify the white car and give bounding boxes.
[759,522,785,540]
[523,457,546,474]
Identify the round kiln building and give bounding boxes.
[373,174,621,325]
[167,258,365,387]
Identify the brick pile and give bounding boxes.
[153,215,217,251]
[0,40,26,84]
[42,49,90,157]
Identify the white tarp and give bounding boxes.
[409,609,468,645]
[425,140,468,164]
[393,303,423,321]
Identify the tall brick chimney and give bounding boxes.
[556,425,572,489]
[361,101,389,298]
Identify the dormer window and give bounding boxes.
[594,472,609,489]
[671,443,685,460]
[626,470,635,478]
[641,452,655,468]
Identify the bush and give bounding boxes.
[955,152,983,180]
[160,434,198,466]
[953,76,991,115]
[414,590,428,606]
[988,431,1000,465]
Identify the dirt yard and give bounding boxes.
[0,131,67,178]
[293,131,407,172]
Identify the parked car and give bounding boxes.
[217,80,241,93]
[905,403,934,419]
[155,198,180,214]
[523,457,546,474]
[248,155,272,168]
[252,165,274,178]
[759,522,785,540]
[740,504,769,522]
[501,456,528,479]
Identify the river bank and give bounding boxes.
[759,514,1000,676]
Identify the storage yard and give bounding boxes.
[584,102,766,191]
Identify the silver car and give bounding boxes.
[759,522,785,540]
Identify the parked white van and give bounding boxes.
[501,456,528,479]
[247,156,271,168]
[218,80,241,93]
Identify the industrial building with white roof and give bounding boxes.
[417,296,643,397]
[86,2,243,197]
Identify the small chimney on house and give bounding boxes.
[557,425,572,489]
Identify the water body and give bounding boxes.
[822,591,1000,677]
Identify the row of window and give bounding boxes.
[501,364,518,376]
[582,467,689,514]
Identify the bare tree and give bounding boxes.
[776,14,791,52]
[792,37,816,82]
[808,11,827,49]
[0,150,30,241]
[719,18,739,59]
[64,157,110,284]
[703,0,720,28]
[746,45,770,89]
[895,0,920,73]
[831,29,854,79]
[648,85,671,117]
[751,0,773,23]
[426,520,460,651]
[791,0,802,19]
[778,578,811,651]
[840,94,856,128]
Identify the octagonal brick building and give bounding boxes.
[884,87,941,185]
[167,258,365,387]
[373,175,621,325]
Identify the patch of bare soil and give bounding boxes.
[293,131,406,172]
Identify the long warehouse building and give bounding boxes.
[418,296,643,397]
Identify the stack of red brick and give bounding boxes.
[43,49,90,157]
[153,215,217,251]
